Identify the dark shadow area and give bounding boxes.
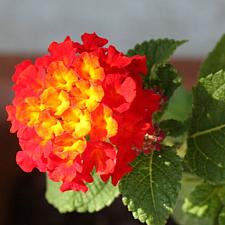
[7,170,177,225]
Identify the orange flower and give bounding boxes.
[6,33,161,192]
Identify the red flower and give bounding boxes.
[6,33,162,192]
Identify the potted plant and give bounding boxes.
[6,32,225,225]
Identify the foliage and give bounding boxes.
[119,148,182,225]
[46,173,119,213]
[19,33,225,225]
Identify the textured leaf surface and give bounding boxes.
[173,173,212,225]
[219,207,225,225]
[200,34,225,77]
[160,119,190,138]
[119,148,182,225]
[152,64,181,97]
[183,182,222,219]
[45,174,119,213]
[186,70,225,183]
[127,39,186,72]
[161,85,193,122]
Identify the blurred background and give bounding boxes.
[1,0,225,224]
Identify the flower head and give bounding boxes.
[7,33,162,192]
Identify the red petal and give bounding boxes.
[102,74,136,113]
[111,112,150,149]
[48,36,76,66]
[74,32,108,53]
[90,105,107,141]
[111,145,136,185]
[16,151,36,172]
[104,45,132,68]
[60,177,88,192]
[127,54,147,76]
[82,141,116,177]
[82,33,108,49]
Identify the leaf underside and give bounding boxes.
[183,182,222,220]
[45,173,120,213]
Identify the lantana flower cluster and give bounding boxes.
[7,33,161,192]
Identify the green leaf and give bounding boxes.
[160,85,193,122]
[182,182,225,225]
[45,173,119,213]
[200,34,225,77]
[173,173,213,225]
[119,148,182,225]
[186,70,225,183]
[127,39,186,73]
[160,119,190,138]
[127,39,185,90]
[183,182,222,219]
[152,64,181,98]
[219,207,225,225]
